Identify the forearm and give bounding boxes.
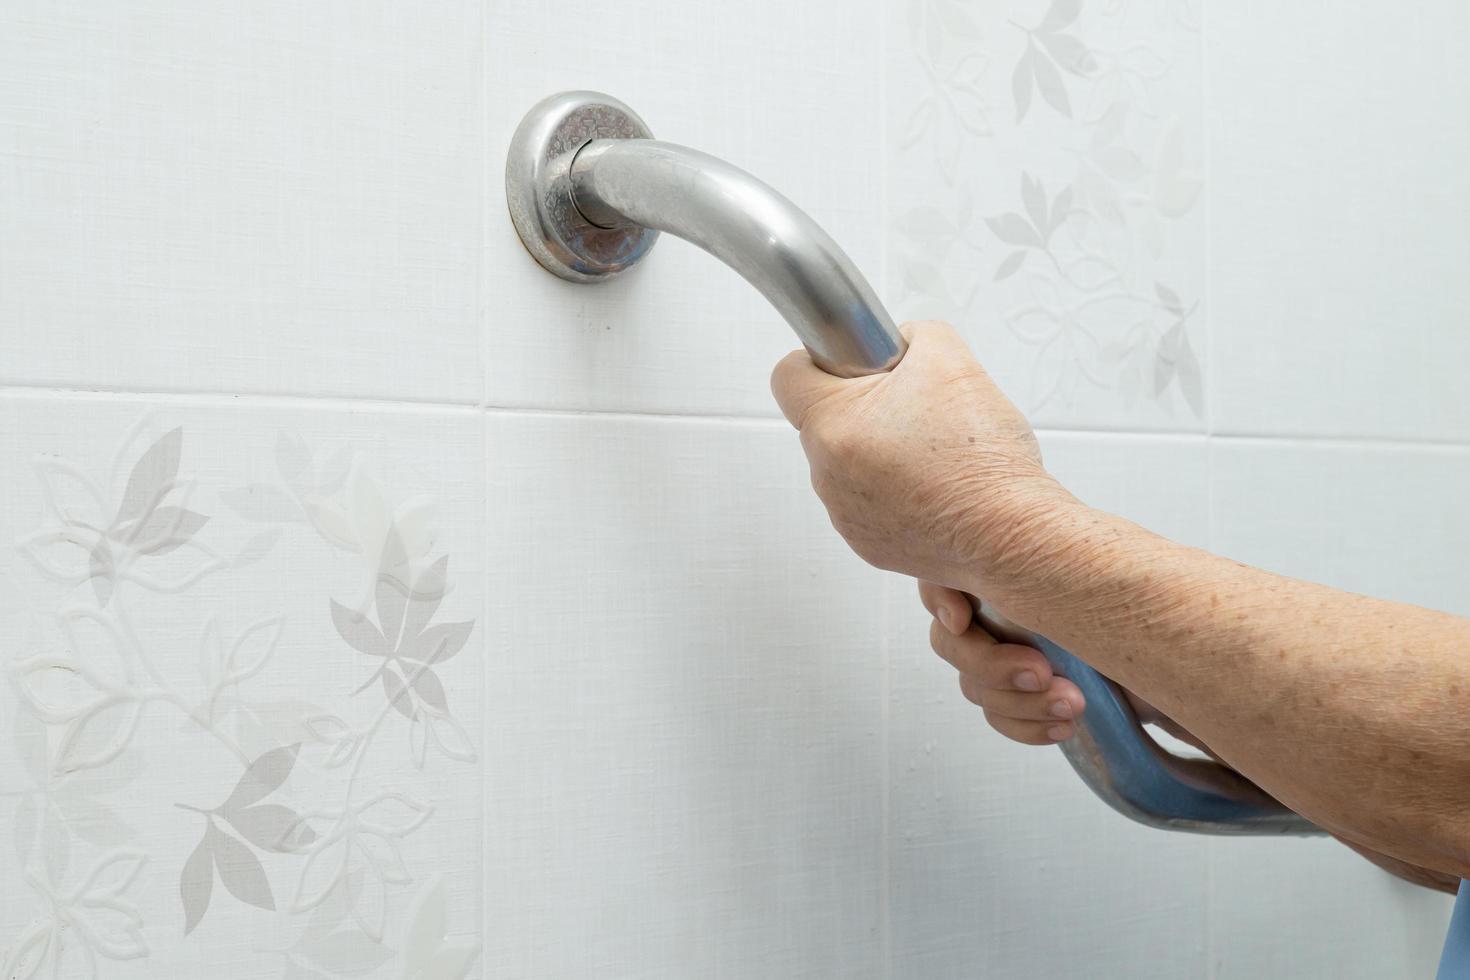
[978,498,1470,878]
[1131,694,1460,892]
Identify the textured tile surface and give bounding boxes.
[1210,836,1452,980]
[1206,1,1470,441]
[484,412,886,977]
[885,0,1206,431]
[0,1,483,402]
[0,395,484,978]
[1210,438,1470,615]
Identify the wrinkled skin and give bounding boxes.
[771,319,1460,895]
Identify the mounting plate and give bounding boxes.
[504,90,659,283]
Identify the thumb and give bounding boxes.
[770,347,848,430]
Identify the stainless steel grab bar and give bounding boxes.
[505,90,1320,836]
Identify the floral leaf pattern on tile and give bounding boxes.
[11,606,143,775]
[178,744,313,932]
[893,0,1205,419]
[5,416,480,976]
[1,846,150,977]
[20,427,227,601]
[333,554,477,770]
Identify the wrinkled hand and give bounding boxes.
[921,579,1219,750]
[770,320,1072,595]
[919,580,1087,743]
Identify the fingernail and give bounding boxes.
[1048,700,1074,720]
[1013,671,1041,692]
[1047,725,1071,741]
[936,606,955,633]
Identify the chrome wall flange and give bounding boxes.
[504,90,659,282]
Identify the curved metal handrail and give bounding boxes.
[505,90,1320,836]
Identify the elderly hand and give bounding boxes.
[918,579,1087,743]
[769,320,1076,600]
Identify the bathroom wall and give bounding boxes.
[1,1,1465,977]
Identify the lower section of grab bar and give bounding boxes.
[975,604,1322,836]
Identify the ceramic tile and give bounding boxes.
[0,1,482,402]
[1210,438,1470,615]
[484,412,886,978]
[0,394,484,978]
[1206,2,1470,442]
[1209,836,1452,980]
[885,0,1207,432]
[485,0,883,417]
[886,432,1211,979]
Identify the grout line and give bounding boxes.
[1205,430,1470,454]
[1201,1,1220,965]
[478,0,493,415]
[0,384,485,416]
[876,0,893,971]
[5,381,1470,454]
[479,409,492,972]
[477,2,491,969]
[1201,3,1217,963]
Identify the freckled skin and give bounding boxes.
[772,320,1470,893]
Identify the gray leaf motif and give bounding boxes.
[376,574,409,648]
[401,556,449,639]
[1049,185,1074,238]
[116,427,182,526]
[180,821,278,935]
[994,250,1028,281]
[89,540,115,606]
[1153,320,1205,418]
[410,668,447,712]
[181,827,214,935]
[212,824,276,911]
[1155,282,1185,316]
[984,213,1042,249]
[223,743,302,812]
[180,744,306,933]
[1012,49,1034,121]
[332,601,389,658]
[382,669,415,720]
[1029,43,1071,116]
[1037,32,1096,76]
[120,505,209,556]
[336,563,473,719]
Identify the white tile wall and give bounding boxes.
[1210,836,1451,980]
[484,412,887,977]
[0,394,484,977]
[0,1,483,403]
[1206,2,1470,442]
[2,0,1466,977]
